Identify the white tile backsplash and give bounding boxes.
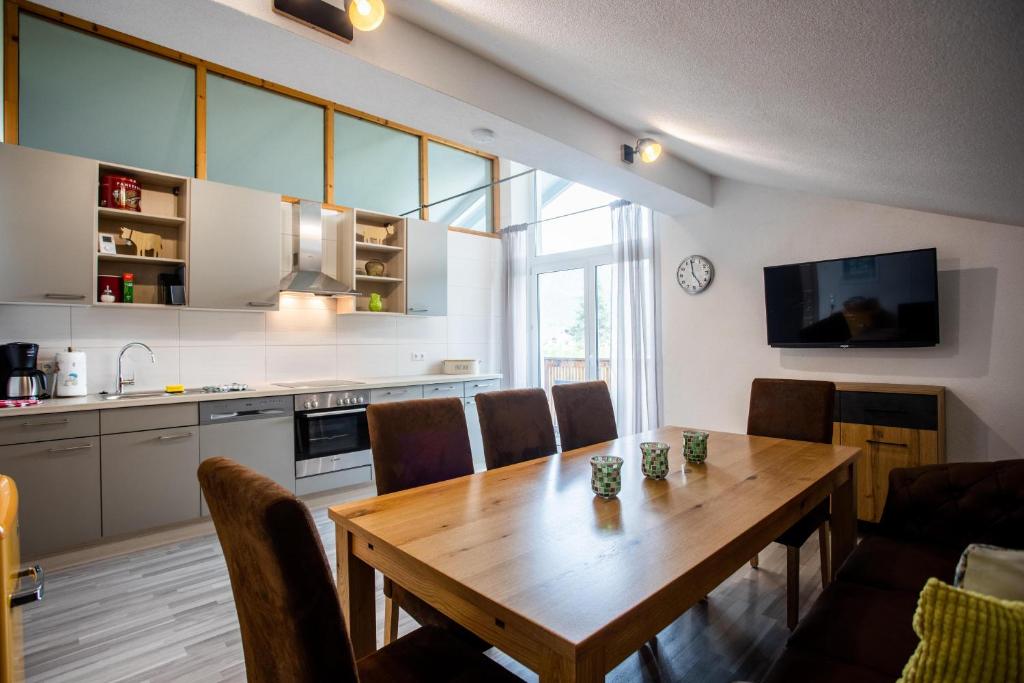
[0,233,503,393]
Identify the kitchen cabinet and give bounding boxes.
[405,218,448,316]
[0,144,97,304]
[101,426,200,536]
[189,178,281,310]
[0,436,101,558]
[369,385,424,404]
[463,396,485,472]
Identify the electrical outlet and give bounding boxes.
[411,351,425,362]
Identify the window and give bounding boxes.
[333,113,419,215]
[428,141,492,231]
[18,14,195,176]
[524,171,618,410]
[206,74,324,200]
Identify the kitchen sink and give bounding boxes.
[101,390,196,401]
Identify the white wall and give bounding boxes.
[0,232,502,393]
[658,178,1024,462]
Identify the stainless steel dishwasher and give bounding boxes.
[199,395,294,515]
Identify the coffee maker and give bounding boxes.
[0,343,49,400]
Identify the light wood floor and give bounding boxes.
[22,496,828,682]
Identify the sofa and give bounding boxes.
[762,459,1024,683]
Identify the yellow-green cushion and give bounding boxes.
[899,577,1024,683]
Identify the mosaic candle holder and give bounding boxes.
[590,455,624,499]
[682,431,709,464]
[640,442,671,480]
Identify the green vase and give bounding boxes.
[368,293,383,312]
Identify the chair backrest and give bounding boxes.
[476,388,557,469]
[197,457,359,683]
[550,381,618,452]
[746,378,836,444]
[367,397,475,495]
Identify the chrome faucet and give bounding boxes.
[115,342,156,394]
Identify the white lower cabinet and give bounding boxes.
[101,427,200,537]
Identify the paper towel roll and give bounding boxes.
[55,350,88,397]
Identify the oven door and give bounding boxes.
[295,406,371,478]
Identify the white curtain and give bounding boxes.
[501,223,530,388]
[610,200,660,434]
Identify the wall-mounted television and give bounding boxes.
[763,248,939,348]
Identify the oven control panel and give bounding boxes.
[294,390,371,411]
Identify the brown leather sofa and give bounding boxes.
[762,459,1024,683]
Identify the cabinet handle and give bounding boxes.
[47,443,93,453]
[44,293,86,300]
[10,565,44,607]
[158,432,194,441]
[408,307,429,313]
[866,439,908,448]
[247,301,276,308]
[21,418,70,428]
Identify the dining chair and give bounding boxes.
[197,457,519,683]
[366,397,487,649]
[550,380,618,452]
[476,388,557,469]
[746,377,836,630]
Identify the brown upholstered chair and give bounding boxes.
[197,457,519,683]
[476,388,557,470]
[366,397,484,648]
[746,378,836,630]
[550,380,618,452]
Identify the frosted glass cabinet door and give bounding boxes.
[189,179,282,310]
[405,218,448,316]
[0,144,96,304]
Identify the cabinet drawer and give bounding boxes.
[370,385,424,404]
[101,403,198,435]
[0,437,101,557]
[0,410,99,446]
[102,427,200,536]
[464,378,500,397]
[423,382,464,399]
[838,391,937,430]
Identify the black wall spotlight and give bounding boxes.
[621,137,663,164]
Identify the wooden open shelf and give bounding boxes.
[98,253,186,266]
[355,242,403,253]
[97,207,185,227]
[356,274,403,283]
[339,209,408,315]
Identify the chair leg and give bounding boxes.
[786,545,800,631]
[818,522,832,588]
[749,553,759,569]
[383,596,399,645]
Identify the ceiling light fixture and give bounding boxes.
[348,0,386,31]
[621,137,663,164]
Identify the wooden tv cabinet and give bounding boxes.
[832,382,946,523]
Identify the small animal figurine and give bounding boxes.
[119,227,163,258]
[361,225,391,245]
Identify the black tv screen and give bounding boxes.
[764,248,939,348]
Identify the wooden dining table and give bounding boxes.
[329,426,861,682]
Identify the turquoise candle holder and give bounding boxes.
[590,455,624,498]
[682,431,709,463]
[639,442,671,480]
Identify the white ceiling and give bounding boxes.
[389,0,1024,226]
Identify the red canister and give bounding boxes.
[97,275,123,302]
[99,174,142,212]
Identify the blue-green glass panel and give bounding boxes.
[18,14,195,176]
[427,141,492,231]
[334,113,419,215]
[206,74,323,200]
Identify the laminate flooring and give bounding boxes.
[22,498,828,682]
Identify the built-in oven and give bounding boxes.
[293,389,373,479]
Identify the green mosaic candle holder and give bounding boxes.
[682,430,709,464]
[640,442,671,480]
[590,455,624,499]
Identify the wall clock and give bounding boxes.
[677,255,714,294]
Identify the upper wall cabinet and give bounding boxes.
[0,144,96,304]
[18,14,196,177]
[189,179,282,311]
[405,218,448,316]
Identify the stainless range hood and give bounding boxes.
[279,200,355,296]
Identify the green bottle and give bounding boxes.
[123,273,135,303]
[368,292,383,312]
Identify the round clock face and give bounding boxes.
[677,255,714,294]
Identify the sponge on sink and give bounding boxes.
[164,384,185,394]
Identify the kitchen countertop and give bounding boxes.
[0,373,502,417]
